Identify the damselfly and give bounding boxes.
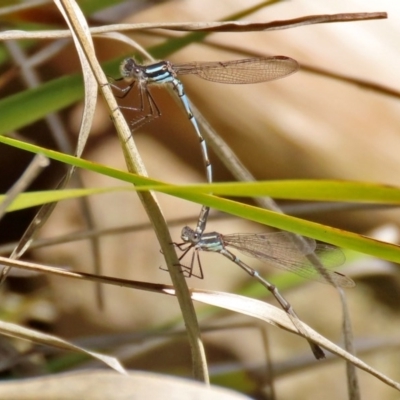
[175,226,354,359]
[117,56,299,235]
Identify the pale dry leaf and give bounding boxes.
[0,370,251,400]
[54,0,98,156]
[183,289,400,392]
[0,320,126,375]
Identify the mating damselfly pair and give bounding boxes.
[113,55,354,359]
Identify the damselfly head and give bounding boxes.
[120,58,143,81]
[181,226,200,244]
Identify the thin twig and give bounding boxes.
[0,12,387,41]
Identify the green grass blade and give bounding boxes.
[133,180,400,204]
[1,187,123,212]
[1,134,400,265]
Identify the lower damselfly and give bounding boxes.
[176,226,354,359]
[117,56,299,235]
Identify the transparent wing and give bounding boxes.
[173,56,299,84]
[223,232,354,288]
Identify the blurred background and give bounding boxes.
[0,0,400,398]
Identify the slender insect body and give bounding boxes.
[118,58,213,235]
[117,56,299,235]
[177,225,353,360]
